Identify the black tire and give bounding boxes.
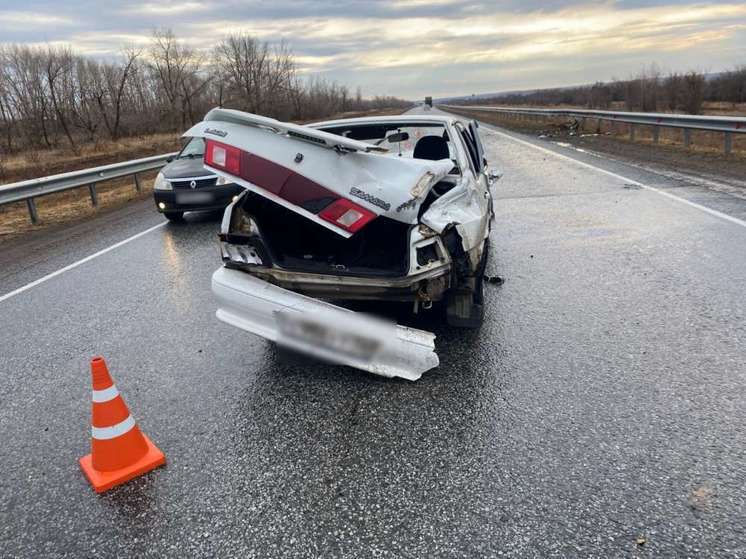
[445,241,488,328]
[164,211,184,222]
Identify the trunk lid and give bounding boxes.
[184,108,453,237]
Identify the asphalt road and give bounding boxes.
[1,107,745,557]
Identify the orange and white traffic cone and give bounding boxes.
[79,356,165,493]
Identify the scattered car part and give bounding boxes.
[212,268,439,381]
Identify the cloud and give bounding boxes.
[123,2,210,15]
[1,1,745,98]
[182,3,746,70]
[0,10,73,28]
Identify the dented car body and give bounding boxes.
[185,109,499,380]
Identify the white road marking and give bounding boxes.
[483,124,746,229]
[0,221,167,304]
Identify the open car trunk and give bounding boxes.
[183,108,454,238]
[243,191,411,277]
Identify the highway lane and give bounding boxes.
[0,197,171,299]
[1,109,745,557]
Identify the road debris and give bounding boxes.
[688,483,715,512]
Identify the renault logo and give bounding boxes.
[189,180,197,189]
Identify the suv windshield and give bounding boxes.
[179,137,205,159]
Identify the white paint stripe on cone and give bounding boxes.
[91,415,136,440]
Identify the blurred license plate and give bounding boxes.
[175,191,213,204]
[274,311,380,360]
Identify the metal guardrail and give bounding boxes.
[0,152,177,224]
[441,105,746,153]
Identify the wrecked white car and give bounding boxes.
[185,109,499,380]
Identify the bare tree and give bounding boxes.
[0,33,408,155]
[72,58,102,141]
[213,33,297,118]
[45,46,77,152]
[662,73,681,111]
[109,48,141,139]
[457,62,746,118]
[682,71,705,115]
[588,82,611,109]
[0,48,17,151]
[149,29,207,130]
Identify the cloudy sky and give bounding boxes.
[1,1,745,98]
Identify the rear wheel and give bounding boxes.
[164,211,184,222]
[445,241,488,328]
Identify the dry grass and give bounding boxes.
[699,101,746,116]
[0,132,180,245]
[0,170,159,242]
[1,132,182,184]
[583,119,746,156]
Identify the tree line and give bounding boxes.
[0,30,410,154]
[453,64,746,115]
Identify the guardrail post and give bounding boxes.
[596,118,602,133]
[683,128,692,149]
[653,127,660,144]
[724,132,733,155]
[134,173,142,192]
[629,124,636,142]
[26,198,39,224]
[88,183,98,207]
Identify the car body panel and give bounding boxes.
[196,108,391,153]
[154,181,243,212]
[184,115,454,237]
[159,157,209,179]
[212,267,439,381]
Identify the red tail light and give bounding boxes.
[318,198,376,233]
[205,140,241,175]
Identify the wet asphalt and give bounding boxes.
[1,108,745,557]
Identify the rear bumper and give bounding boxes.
[154,184,243,212]
[211,267,439,380]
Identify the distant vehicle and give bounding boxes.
[425,96,433,107]
[152,137,243,221]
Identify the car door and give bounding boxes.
[468,120,486,173]
[467,120,494,221]
[453,123,491,250]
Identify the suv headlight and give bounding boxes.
[216,175,230,186]
[154,172,171,191]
